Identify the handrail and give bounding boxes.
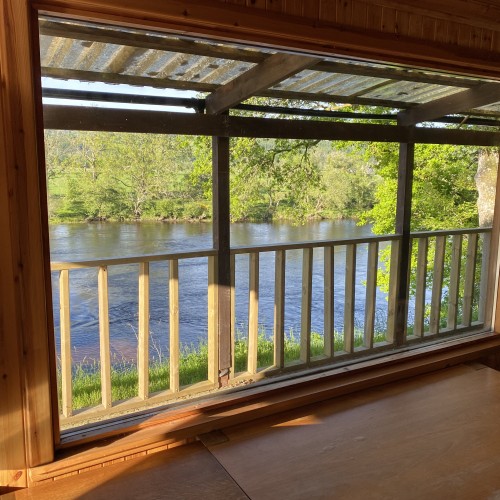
[51,226,492,426]
[50,248,217,271]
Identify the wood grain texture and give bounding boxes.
[31,0,500,79]
[12,443,248,499]
[98,266,112,408]
[30,332,500,482]
[0,0,54,472]
[208,364,500,500]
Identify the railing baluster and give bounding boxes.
[479,232,491,324]
[230,254,236,378]
[98,266,112,409]
[324,246,334,358]
[138,262,149,400]
[344,244,356,353]
[429,236,446,335]
[386,239,400,343]
[248,252,259,374]
[169,259,180,392]
[447,235,462,331]
[364,242,378,348]
[207,256,218,385]
[462,233,478,327]
[59,269,72,417]
[414,237,428,337]
[300,248,313,363]
[274,250,285,369]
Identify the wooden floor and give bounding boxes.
[5,363,500,499]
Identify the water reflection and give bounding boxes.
[50,220,389,362]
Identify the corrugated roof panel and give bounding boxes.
[361,81,463,103]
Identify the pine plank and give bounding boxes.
[208,365,500,500]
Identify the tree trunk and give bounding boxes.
[475,149,499,227]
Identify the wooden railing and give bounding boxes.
[51,228,492,425]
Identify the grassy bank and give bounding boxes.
[61,331,387,412]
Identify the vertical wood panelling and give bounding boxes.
[381,7,397,34]
[447,235,462,331]
[59,269,72,417]
[408,13,423,38]
[138,262,149,400]
[350,1,367,29]
[248,252,259,374]
[344,244,356,353]
[429,236,446,335]
[421,15,437,40]
[319,0,336,23]
[98,266,112,408]
[364,242,378,349]
[462,233,479,327]
[434,19,449,44]
[413,237,428,337]
[366,4,383,31]
[0,0,54,470]
[300,248,313,363]
[274,250,285,369]
[169,259,180,392]
[324,246,334,358]
[395,10,410,36]
[336,0,352,25]
[0,59,27,482]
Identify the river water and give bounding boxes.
[49,220,391,362]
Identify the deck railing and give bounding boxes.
[51,227,491,425]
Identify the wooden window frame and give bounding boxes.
[3,0,500,488]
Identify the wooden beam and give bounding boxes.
[43,105,500,146]
[398,82,500,126]
[206,53,321,114]
[212,133,231,385]
[42,67,218,93]
[393,140,415,345]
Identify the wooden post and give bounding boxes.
[392,138,415,346]
[212,134,231,386]
[0,0,54,480]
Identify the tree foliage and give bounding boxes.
[45,130,377,223]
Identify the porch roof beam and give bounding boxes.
[43,105,500,146]
[205,53,321,114]
[398,82,500,126]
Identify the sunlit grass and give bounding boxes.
[58,328,389,412]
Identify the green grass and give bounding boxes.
[59,329,388,412]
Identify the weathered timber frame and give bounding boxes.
[4,0,500,489]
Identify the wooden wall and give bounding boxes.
[0,0,54,489]
[222,0,500,53]
[2,0,500,489]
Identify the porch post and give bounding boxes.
[391,136,415,346]
[212,134,232,386]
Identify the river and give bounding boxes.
[49,220,391,362]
